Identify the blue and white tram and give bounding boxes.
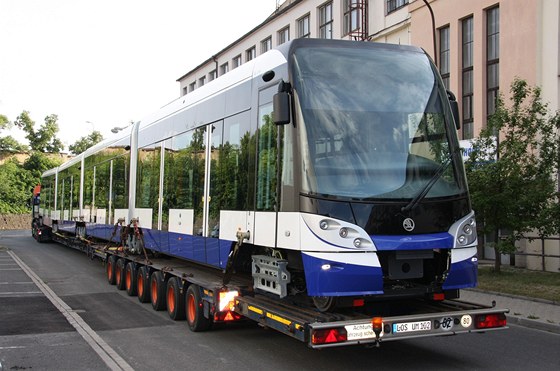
[38,39,478,311]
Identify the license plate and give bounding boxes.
[345,323,381,340]
[392,320,432,333]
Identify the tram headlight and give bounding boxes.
[320,220,329,230]
[353,238,362,248]
[452,214,477,247]
[339,227,348,238]
[457,221,476,246]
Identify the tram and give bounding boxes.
[37,39,477,311]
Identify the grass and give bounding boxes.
[477,265,560,303]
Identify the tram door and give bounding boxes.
[254,86,278,247]
[204,121,223,266]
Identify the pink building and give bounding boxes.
[177,0,560,271]
[410,0,560,271]
[410,0,559,140]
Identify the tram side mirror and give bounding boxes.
[273,80,291,125]
[447,90,461,130]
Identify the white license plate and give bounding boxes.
[345,323,381,340]
[392,320,432,333]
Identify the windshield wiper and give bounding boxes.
[401,156,453,213]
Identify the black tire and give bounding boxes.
[137,266,151,303]
[312,296,338,312]
[115,259,127,290]
[106,255,118,285]
[125,262,138,296]
[166,277,186,321]
[150,271,167,311]
[186,284,213,332]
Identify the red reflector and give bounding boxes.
[214,311,242,322]
[475,313,507,329]
[311,328,347,345]
[432,293,445,301]
[353,298,365,307]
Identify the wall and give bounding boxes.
[0,214,30,230]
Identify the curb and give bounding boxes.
[465,289,560,334]
[468,288,559,306]
[506,315,560,334]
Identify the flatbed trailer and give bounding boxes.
[38,229,509,349]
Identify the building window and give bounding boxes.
[297,14,310,38]
[198,76,206,88]
[182,86,188,96]
[319,2,333,39]
[189,81,196,92]
[261,37,272,54]
[462,16,474,139]
[487,6,500,118]
[246,46,256,61]
[209,70,217,82]
[277,26,290,45]
[232,55,242,69]
[220,62,229,76]
[439,26,450,90]
[386,0,409,14]
[343,0,360,35]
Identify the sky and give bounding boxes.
[0,0,280,150]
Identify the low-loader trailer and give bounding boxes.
[32,215,508,349]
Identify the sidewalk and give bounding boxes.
[461,289,560,334]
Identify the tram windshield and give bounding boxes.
[291,43,467,200]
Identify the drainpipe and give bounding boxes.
[212,55,219,77]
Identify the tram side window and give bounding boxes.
[83,167,93,222]
[94,162,109,223]
[112,154,129,211]
[222,111,252,211]
[208,121,223,237]
[256,101,277,211]
[41,176,53,216]
[70,164,80,219]
[162,129,205,234]
[136,142,162,229]
[57,170,70,220]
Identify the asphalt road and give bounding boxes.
[1,230,559,371]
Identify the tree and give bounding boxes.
[14,111,64,153]
[23,152,62,179]
[465,78,560,272]
[0,159,35,213]
[0,114,28,152]
[69,131,104,155]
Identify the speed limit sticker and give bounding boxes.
[460,315,473,328]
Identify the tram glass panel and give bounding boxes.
[136,142,162,229]
[291,44,467,201]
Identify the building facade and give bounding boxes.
[176,0,560,271]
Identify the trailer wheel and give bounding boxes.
[186,284,213,332]
[312,296,338,312]
[166,277,186,321]
[106,255,118,285]
[150,271,166,311]
[137,266,151,303]
[115,259,127,290]
[125,262,137,296]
